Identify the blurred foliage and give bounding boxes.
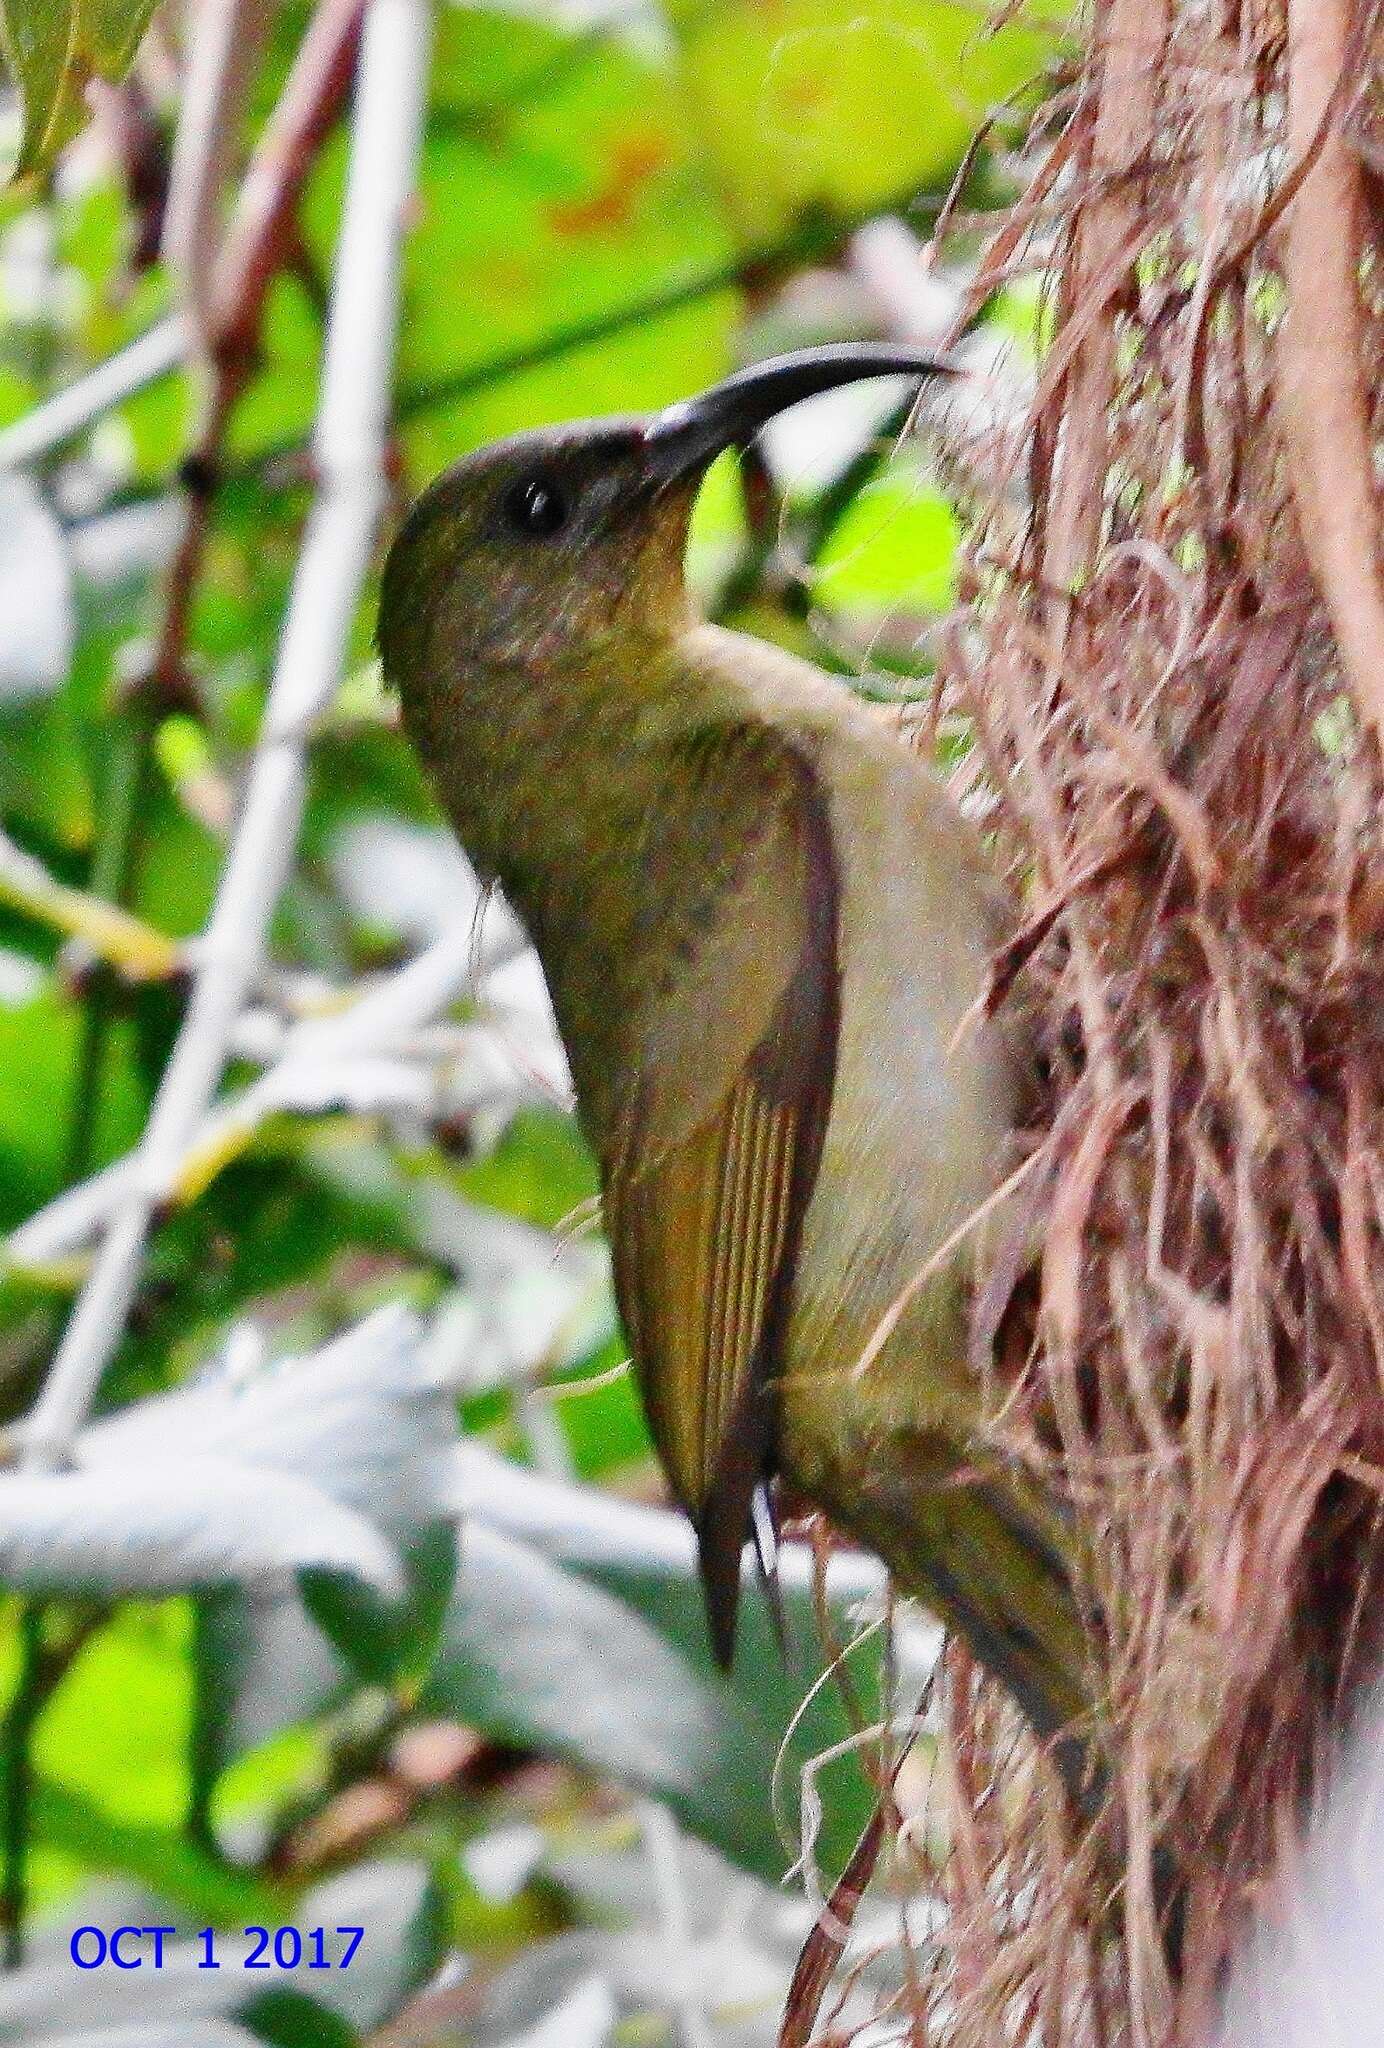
[0,0,1060,2038]
[0,0,156,178]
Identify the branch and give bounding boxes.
[143,0,368,712]
[0,833,181,982]
[160,0,272,343]
[7,912,531,1268]
[1276,0,1384,753]
[20,0,433,1469]
[0,317,186,471]
[207,0,366,357]
[0,0,362,479]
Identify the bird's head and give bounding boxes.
[377,344,959,687]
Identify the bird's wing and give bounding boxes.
[602,723,841,1666]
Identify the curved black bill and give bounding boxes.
[643,342,961,479]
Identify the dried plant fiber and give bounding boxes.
[788,3,1384,2042]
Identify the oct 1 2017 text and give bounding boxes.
[68,1925,364,1970]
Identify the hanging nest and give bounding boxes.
[785,1,1384,2041]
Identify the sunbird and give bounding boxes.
[378,346,1092,1755]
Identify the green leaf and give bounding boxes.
[301,1522,458,1686]
[27,1602,192,1836]
[0,0,158,179]
[670,0,1059,238]
[0,988,146,1229]
[452,1108,598,1234]
[31,1777,278,1920]
[813,466,960,616]
[423,1523,879,1883]
[239,1990,359,2048]
[0,700,93,854]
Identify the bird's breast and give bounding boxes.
[781,743,1024,1474]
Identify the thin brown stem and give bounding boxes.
[1277,0,1384,753]
[140,0,365,716]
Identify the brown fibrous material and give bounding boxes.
[795,1,1384,2041]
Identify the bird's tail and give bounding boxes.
[817,1440,1097,1787]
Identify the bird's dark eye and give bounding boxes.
[502,474,570,538]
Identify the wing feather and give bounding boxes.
[603,725,839,1664]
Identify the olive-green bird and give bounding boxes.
[378,347,1093,1756]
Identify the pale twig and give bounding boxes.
[0,0,362,482]
[208,0,366,354]
[0,833,180,982]
[638,1800,715,2048]
[161,0,272,343]
[7,1160,133,1273]
[7,918,533,1266]
[20,0,433,1469]
[0,318,186,472]
[144,0,369,714]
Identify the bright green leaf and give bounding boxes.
[0,989,146,1228]
[31,1777,279,1920]
[0,0,158,179]
[671,0,1059,238]
[813,467,960,615]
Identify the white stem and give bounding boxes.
[21,0,433,1469]
[639,1801,715,2048]
[277,917,500,1065]
[8,922,534,1267]
[8,1158,132,1268]
[0,318,187,471]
